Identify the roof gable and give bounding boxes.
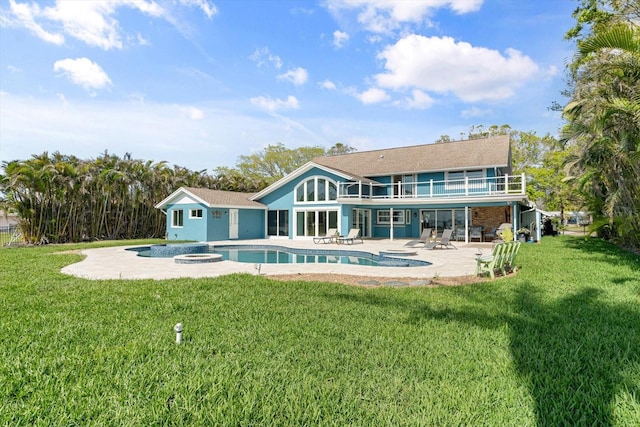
[250,161,357,201]
[312,135,511,177]
[156,187,266,210]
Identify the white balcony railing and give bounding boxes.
[337,174,526,200]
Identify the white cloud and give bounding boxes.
[128,93,146,104]
[53,58,112,92]
[4,0,65,45]
[56,93,67,106]
[177,0,217,19]
[326,0,483,34]
[250,95,300,112]
[356,87,390,105]
[2,0,214,50]
[7,65,22,73]
[249,47,283,69]
[333,30,349,48]
[400,89,435,110]
[278,67,309,86]
[182,106,204,120]
[461,106,492,118]
[320,80,337,90]
[375,35,540,102]
[135,33,150,46]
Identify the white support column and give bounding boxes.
[512,204,518,241]
[464,206,469,244]
[389,208,394,241]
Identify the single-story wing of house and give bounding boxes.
[156,135,542,243]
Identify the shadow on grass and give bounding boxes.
[561,235,640,270]
[327,281,640,425]
[406,282,640,425]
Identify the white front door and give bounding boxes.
[229,209,239,239]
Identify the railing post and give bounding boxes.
[358,180,362,198]
[369,182,372,199]
[465,177,469,196]
[505,174,509,194]
[521,173,526,194]
[430,179,433,197]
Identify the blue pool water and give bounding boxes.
[129,244,430,267]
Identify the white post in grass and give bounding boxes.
[174,323,183,344]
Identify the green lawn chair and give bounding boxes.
[503,241,521,274]
[475,243,506,279]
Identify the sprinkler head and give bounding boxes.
[174,323,183,344]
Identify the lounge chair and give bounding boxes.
[313,228,338,244]
[403,228,432,247]
[424,229,456,250]
[336,228,363,245]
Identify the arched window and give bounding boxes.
[295,176,337,203]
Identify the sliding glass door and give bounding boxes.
[295,209,338,238]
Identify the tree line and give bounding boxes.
[0,144,354,244]
[0,152,216,244]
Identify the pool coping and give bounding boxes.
[61,239,492,281]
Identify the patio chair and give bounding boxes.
[313,228,338,244]
[424,229,456,250]
[475,242,506,278]
[454,228,466,241]
[336,228,363,245]
[470,226,484,242]
[484,226,498,242]
[403,228,432,247]
[502,241,521,274]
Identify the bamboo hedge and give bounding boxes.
[0,151,216,244]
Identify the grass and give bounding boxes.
[1,237,639,425]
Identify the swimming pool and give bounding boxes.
[130,244,430,267]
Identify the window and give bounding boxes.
[267,210,289,236]
[392,174,416,197]
[189,208,203,219]
[447,171,465,181]
[294,177,338,203]
[446,170,485,191]
[377,210,405,224]
[171,209,184,227]
[294,209,338,237]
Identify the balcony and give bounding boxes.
[337,174,526,202]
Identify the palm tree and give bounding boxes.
[563,23,640,246]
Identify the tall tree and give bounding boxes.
[220,142,357,188]
[562,0,640,247]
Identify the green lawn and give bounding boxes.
[1,237,639,425]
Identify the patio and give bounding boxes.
[61,239,495,282]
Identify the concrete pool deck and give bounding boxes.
[61,239,495,281]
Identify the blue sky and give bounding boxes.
[1,0,577,171]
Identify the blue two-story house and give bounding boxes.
[156,135,537,243]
